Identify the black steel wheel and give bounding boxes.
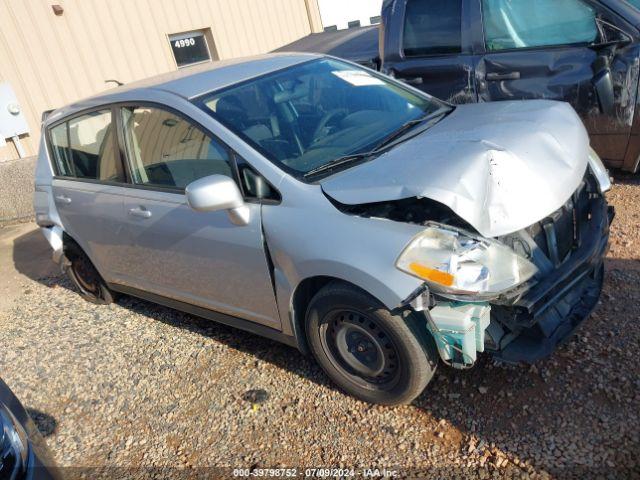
[305,281,438,406]
[322,310,401,390]
[64,242,115,305]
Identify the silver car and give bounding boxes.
[34,54,613,405]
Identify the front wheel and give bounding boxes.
[305,282,438,405]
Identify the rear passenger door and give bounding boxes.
[48,108,130,283]
[381,0,478,104]
[116,105,281,329]
[475,0,640,166]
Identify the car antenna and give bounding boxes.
[105,79,124,87]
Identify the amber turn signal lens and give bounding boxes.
[408,262,455,287]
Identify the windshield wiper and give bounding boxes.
[373,109,451,152]
[303,108,452,180]
[372,118,426,152]
[303,152,375,179]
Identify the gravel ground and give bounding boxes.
[1,174,639,479]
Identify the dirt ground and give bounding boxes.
[0,173,638,479]
[0,222,57,311]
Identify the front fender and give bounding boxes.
[287,259,421,312]
[263,194,425,337]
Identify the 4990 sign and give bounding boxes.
[169,31,211,67]
[174,37,197,48]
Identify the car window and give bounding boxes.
[49,109,124,182]
[482,0,598,51]
[235,157,280,201]
[403,0,462,57]
[628,0,640,8]
[120,106,234,190]
[198,59,448,179]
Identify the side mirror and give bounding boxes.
[185,175,250,226]
[592,55,616,116]
[593,69,615,116]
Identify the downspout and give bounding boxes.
[11,135,25,158]
[303,0,323,33]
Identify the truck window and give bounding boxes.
[482,0,598,51]
[403,0,462,57]
[49,110,125,182]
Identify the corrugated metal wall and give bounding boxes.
[0,0,322,162]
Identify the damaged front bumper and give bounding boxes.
[488,203,614,363]
[415,171,614,366]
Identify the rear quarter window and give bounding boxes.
[48,109,125,182]
[403,0,463,57]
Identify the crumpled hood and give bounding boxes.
[321,100,590,238]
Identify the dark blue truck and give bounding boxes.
[278,0,640,172]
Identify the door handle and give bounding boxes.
[486,71,521,81]
[128,207,152,219]
[55,195,72,205]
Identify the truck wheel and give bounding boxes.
[305,282,438,406]
[64,243,115,305]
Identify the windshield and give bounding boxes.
[196,59,448,178]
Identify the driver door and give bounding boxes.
[116,104,281,329]
[382,0,478,104]
[475,0,638,166]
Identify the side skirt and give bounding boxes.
[108,283,301,350]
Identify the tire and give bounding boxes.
[305,281,438,406]
[64,242,115,305]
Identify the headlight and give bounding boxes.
[0,403,29,480]
[396,224,538,300]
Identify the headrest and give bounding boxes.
[215,95,247,127]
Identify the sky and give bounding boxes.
[317,0,384,30]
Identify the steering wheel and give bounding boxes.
[311,109,348,144]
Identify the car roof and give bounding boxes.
[47,53,322,123]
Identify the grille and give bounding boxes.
[526,175,594,267]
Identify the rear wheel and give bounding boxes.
[305,282,438,405]
[64,242,115,305]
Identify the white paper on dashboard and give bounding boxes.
[331,70,385,87]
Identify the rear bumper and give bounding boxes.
[40,225,65,265]
[489,204,614,364]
